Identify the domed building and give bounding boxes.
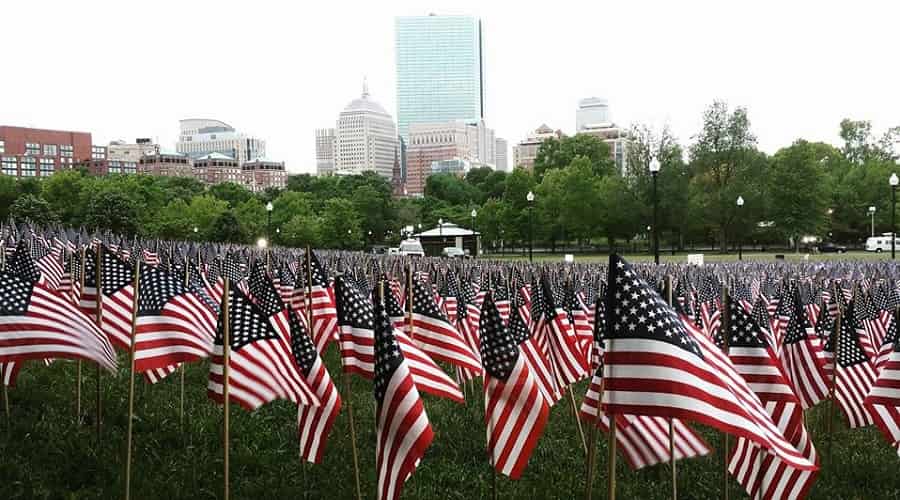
[333,81,398,179]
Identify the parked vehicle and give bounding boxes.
[865,235,900,253]
[441,247,467,259]
[370,245,388,255]
[387,247,400,256]
[817,242,847,254]
[398,239,425,257]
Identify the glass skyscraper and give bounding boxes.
[395,15,484,140]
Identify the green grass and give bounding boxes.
[2,349,900,499]
[489,251,892,264]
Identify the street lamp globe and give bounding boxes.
[266,202,274,212]
[736,196,744,207]
[649,158,661,174]
[257,238,268,249]
[891,173,899,187]
[526,191,534,203]
[471,209,477,218]
[438,218,443,225]
[193,226,198,234]
[869,206,877,214]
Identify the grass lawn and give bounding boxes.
[2,348,899,499]
[488,251,892,264]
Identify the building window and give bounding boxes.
[0,140,4,153]
[25,143,40,155]
[109,161,121,174]
[92,146,106,160]
[124,162,136,174]
[60,145,74,158]
[20,157,36,176]
[1,157,16,176]
[40,158,55,175]
[43,144,58,156]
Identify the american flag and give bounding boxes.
[207,285,320,411]
[79,246,135,351]
[372,299,433,500]
[725,300,819,499]
[874,310,898,373]
[58,251,82,305]
[303,251,338,354]
[779,290,830,409]
[34,237,64,291]
[480,292,549,479]
[541,277,588,390]
[134,266,216,374]
[833,299,877,428]
[565,282,593,364]
[335,276,463,402]
[602,255,814,470]
[290,308,342,464]
[0,269,117,372]
[697,275,722,342]
[817,295,838,381]
[865,319,900,447]
[1,361,20,387]
[509,294,561,405]
[409,276,481,376]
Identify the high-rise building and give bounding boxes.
[576,98,629,174]
[176,118,266,165]
[395,14,484,140]
[495,138,508,171]
[576,97,611,131]
[512,124,563,171]
[405,120,496,196]
[0,126,92,178]
[333,83,398,179]
[107,139,158,162]
[315,128,335,176]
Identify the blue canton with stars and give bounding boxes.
[479,293,519,381]
[606,255,703,359]
[373,300,404,405]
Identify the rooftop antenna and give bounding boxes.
[362,76,369,98]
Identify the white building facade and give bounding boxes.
[176,118,266,165]
[315,128,335,176]
[495,137,508,171]
[333,85,398,178]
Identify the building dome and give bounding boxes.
[342,80,390,116]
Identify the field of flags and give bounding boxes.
[4,224,900,498]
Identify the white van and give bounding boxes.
[398,239,425,257]
[865,235,900,252]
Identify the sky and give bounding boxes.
[2,1,898,174]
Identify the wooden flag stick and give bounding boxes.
[827,282,844,450]
[222,278,231,500]
[76,249,84,424]
[124,260,142,500]
[608,415,617,500]
[180,258,191,429]
[2,378,8,424]
[584,378,604,500]
[568,387,588,455]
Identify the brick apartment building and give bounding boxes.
[0,126,92,178]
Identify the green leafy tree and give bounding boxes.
[208,182,252,208]
[234,198,267,240]
[209,210,247,243]
[10,194,58,224]
[84,190,138,234]
[840,119,899,165]
[185,195,229,239]
[688,101,763,250]
[319,198,362,249]
[533,134,615,180]
[767,140,831,249]
[151,199,193,240]
[281,214,322,248]
[0,175,20,221]
[41,170,88,225]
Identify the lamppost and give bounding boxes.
[649,158,661,264]
[470,208,477,258]
[869,206,877,237]
[527,191,535,263]
[890,173,899,259]
[265,201,273,240]
[193,226,198,240]
[736,196,745,260]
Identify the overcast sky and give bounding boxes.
[2,1,898,173]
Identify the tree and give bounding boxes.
[151,199,193,240]
[500,168,536,246]
[536,159,601,250]
[319,198,362,249]
[533,134,615,180]
[210,210,247,243]
[840,119,899,165]
[84,190,138,234]
[234,198,267,240]
[10,194,58,224]
[0,175,19,221]
[425,173,478,206]
[688,101,762,250]
[208,182,252,208]
[281,214,322,248]
[41,170,88,225]
[767,140,830,249]
[185,195,229,240]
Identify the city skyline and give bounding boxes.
[1,1,898,174]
